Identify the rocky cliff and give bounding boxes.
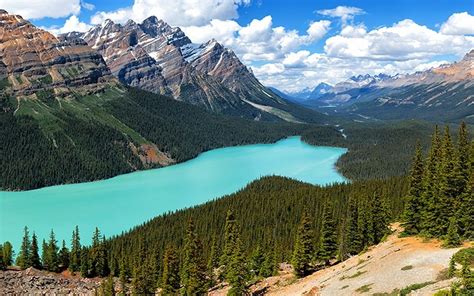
[0,10,113,98]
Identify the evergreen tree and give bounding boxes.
[207,236,219,273]
[259,250,277,278]
[161,245,180,295]
[460,258,474,292]
[118,261,128,296]
[371,193,390,243]
[437,127,459,234]
[16,226,31,269]
[180,219,207,295]
[59,240,70,271]
[249,245,264,277]
[30,233,42,269]
[100,275,115,296]
[46,230,59,272]
[220,210,239,275]
[131,237,154,295]
[2,242,13,267]
[291,211,314,277]
[0,244,6,270]
[421,126,442,236]
[69,226,81,272]
[443,217,461,248]
[344,196,361,255]
[317,205,338,265]
[402,143,425,234]
[357,198,375,249]
[448,256,456,278]
[227,238,247,296]
[41,239,49,271]
[80,247,91,278]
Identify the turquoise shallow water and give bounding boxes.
[0,136,347,249]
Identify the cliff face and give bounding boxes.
[0,10,113,98]
[68,17,294,120]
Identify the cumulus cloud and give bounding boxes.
[317,6,365,25]
[0,0,81,19]
[45,15,92,35]
[81,1,95,11]
[440,12,474,35]
[324,19,474,60]
[91,0,251,27]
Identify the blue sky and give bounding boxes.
[1,0,473,91]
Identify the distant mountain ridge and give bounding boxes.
[63,17,322,123]
[300,51,474,122]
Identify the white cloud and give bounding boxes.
[283,50,311,67]
[81,1,95,11]
[182,19,241,44]
[91,0,251,27]
[45,15,92,35]
[324,19,474,60]
[0,0,81,19]
[317,6,365,25]
[440,12,474,35]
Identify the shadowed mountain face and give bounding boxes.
[300,50,474,123]
[64,17,324,122]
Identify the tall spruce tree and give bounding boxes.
[180,219,207,295]
[161,245,180,295]
[207,236,219,275]
[259,249,277,278]
[317,205,338,265]
[443,217,461,247]
[131,237,154,295]
[437,126,458,234]
[41,239,49,271]
[227,238,248,296]
[30,233,42,269]
[421,126,442,236]
[16,226,31,269]
[220,210,239,277]
[249,245,264,277]
[344,196,361,256]
[46,230,59,272]
[371,193,390,243]
[3,242,13,267]
[58,240,70,271]
[0,245,6,271]
[69,226,81,272]
[402,143,425,234]
[291,211,314,277]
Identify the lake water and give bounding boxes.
[0,137,347,249]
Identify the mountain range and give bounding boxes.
[278,52,473,122]
[62,16,319,122]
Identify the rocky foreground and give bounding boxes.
[0,267,101,295]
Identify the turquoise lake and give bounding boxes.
[0,137,347,249]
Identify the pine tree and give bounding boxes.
[448,256,456,278]
[161,245,180,295]
[227,238,248,296]
[118,261,128,296]
[100,275,115,296]
[344,196,361,255]
[207,236,219,272]
[437,127,459,235]
[371,193,390,243]
[131,237,154,295]
[41,239,49,271]
[69,226,81,272]
[0,244,6,271]
[357,198,375,249]
[30,233,42,269]
[80,247,91,278]
[443,217,461,248]
[2,242,13,267]
[402,143,425,234]
[421,126,442,236]
[259,250,277,278]
[291,211,314,277]
[249,245,264,277]
[47,230,59,272]
[16,226,31,269]
[220,209,239,276]
[317,205,338,265]
[180,219,207,295]
[457,125,473,239]
[59,240,70,271]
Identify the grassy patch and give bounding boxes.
[399,281,434,296]
[340,270,367,280]
[453,247,474,267]
[341,285,349,290]
[372,290,399,296]
[356,283,373,293]
[0,77,10,90]
[401,265,413,271]
[357,258,368,265]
